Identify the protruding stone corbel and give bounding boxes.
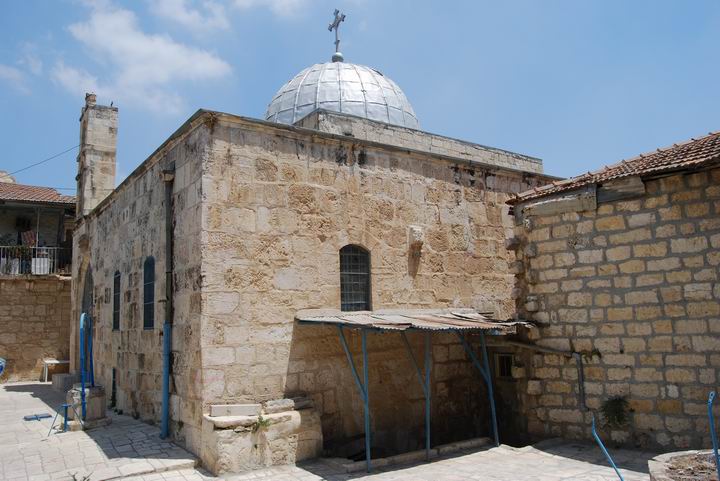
[408,225,424,258]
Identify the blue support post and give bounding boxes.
[401,332,432,461]
[479,332,499,447]
[160,322,172,439]
[708,392,720,480]
[424,332,432,460]
[337,326,372,472]
[79,313,87,420]
[361,329,371,473]
[456,331,499,446]
[591,414,625,481]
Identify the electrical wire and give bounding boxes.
[0,145,79,180]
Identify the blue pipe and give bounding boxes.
[708,392,720,480]
[88,315,95,387]
[160,166,175,439]
[591,414,625,481]
[79,313,86,420]
[160,322,171,438]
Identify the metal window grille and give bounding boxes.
[112,271,121,330]
[496,353,514,378]
[340,245,370,311]
[143,257,155,330]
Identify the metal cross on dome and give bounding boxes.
[328,9,346,56]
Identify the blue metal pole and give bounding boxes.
[79,313,86,420]
[591,414,625,481]
[88,315,95,387]
[456,331,499,446]
[63,404,69,432]
[708,392,720,480]
[160,322,172,439]
[338,326,366,397]
[424,331,432,461]
[479,332,499,447]
[400,332,431,461]
[362,329,371,473]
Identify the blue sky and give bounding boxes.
[1,0,719,191]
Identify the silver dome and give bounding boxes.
[265,62,419,129]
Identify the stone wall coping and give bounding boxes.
[300,109,544,166]
[78,109,559,223]
[212,110,558,180]
[203,411,298,430]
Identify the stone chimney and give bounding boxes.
[76,92,117,217]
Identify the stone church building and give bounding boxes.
[70,48,555,472]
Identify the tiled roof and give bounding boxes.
[0,182,75,206]
[510,130,720,204]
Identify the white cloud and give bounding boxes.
[17,44,44,76]
[0,64,30,94]
[52,1,231,114]
[232,0,307,17]
[150,0,230,32]
[21,54,43,75]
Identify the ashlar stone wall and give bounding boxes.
[295,110,544,174]
[199,114,549,455]
[512,167,720,450]
[72,119,207,454]
[0,276,71,381]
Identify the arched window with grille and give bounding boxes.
[143,257,155,330]
[112,271,121,330]
[339,245,371,311]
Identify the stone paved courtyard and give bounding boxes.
[1,382,658,481]
[0,382,197,480]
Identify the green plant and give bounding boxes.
[252,415,271,433]
[600,395,630,429]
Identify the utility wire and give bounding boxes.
[0,145,80,180]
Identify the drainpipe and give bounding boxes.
[160,164,175,439]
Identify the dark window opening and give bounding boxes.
[340,245,371,311]
[143,256,155,330]
[111,368,117,408]
[496,353,514,379]
[112,271,120,330]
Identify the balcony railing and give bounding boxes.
[0,246,72,276]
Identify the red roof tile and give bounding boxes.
[510,131,720,204]
[0,182,75,206]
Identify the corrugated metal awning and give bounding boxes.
[295,308,531,334]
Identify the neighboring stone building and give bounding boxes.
[508,131,720,451]
[70,52,554,472]
[0,182,75,381]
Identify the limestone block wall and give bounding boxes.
[512,168,720,450]
[295,110,544,174]
[0,276,71,381]
[72,121,207,454]
[199,115,549,455]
